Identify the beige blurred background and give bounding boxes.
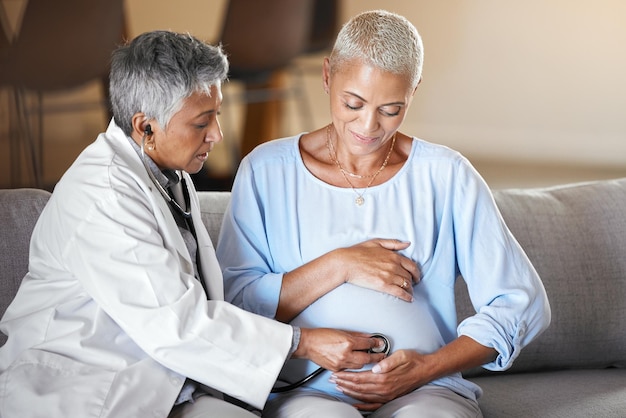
[2,0,625,190]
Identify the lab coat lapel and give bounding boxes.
[110,128,195,278]
[138,165,214,299]
[151,187,192,265]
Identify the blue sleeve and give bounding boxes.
[453,160,551,370]
[216,157,284,319]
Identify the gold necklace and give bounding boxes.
[326,124,396,206]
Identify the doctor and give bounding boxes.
[0,31,384,418]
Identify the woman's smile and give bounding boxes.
[351,130,381,145]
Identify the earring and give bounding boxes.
[145,137,156,152]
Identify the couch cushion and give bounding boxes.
[197,191,230,248]
[470,368,626,418]
[0,188,51,345]
[457,178,626,374]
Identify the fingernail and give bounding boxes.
[372,365,381,374]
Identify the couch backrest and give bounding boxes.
[198,179,626,375]
[4,178,625,372]
[457,177,626,375]
[0,188,51,345]
[197,191,232,248]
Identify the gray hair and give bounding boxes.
[329,10,423,90]
[109,30,229,136]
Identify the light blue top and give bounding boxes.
[217,134,550,403]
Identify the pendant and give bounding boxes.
[355,195,365,206]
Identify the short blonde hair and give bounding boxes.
[329,10,423,90]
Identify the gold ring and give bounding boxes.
[401,279,408,289]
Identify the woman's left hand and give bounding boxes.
[329,336,498,411]
[329,349,426,411]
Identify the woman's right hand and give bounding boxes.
[292,328,387,372]
[277,238,419,322]
[334,238,420,302]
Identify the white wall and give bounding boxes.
[3,0,624,188]
[126,0,626,169]
[340,0,626,168]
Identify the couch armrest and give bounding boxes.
[458,177,626,375]
[0,188,51,344]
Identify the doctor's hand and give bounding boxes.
[292,328,387,372]
[335,238,420,302]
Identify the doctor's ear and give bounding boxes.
[130,114,154,138]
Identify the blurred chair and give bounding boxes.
[217,0,314,160]
[287,0,340,132]
[0,0,126,188]
[307,0,341,54]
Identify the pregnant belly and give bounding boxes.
[278,283,444,401]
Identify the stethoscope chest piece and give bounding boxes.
[368,333,391,356]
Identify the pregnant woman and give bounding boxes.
[216,10,550,418]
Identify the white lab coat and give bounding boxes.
[0,121,293,417]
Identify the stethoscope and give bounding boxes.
[271,333,391,393]
[140,124,191,219]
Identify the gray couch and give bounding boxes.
[2,178,625,417]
